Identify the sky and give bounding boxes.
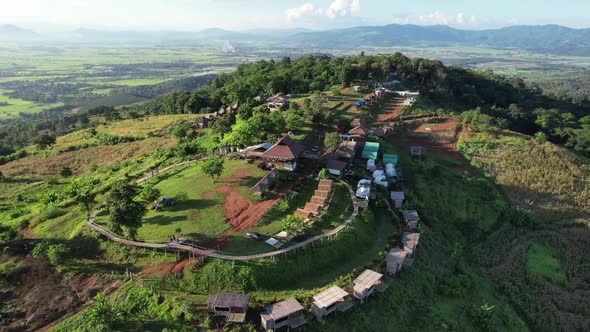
[0,0,589,31]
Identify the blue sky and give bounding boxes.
[0,0,589,31]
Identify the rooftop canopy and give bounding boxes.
[264,298,304,320]
[382,154,399,166]
[208,293,250,309]
[402,210,420,222]
[262,135,305,161]
[353,269,383,289]
[390,191,405,201]
[313,286,348,308]
[386,247,408,265]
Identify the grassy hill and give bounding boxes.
[459,131,590,331]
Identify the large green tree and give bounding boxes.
[34,134,56,150]
[201,157,225,182]
[105,181,147,239]
[324,132,341,152]
[64,178,99,220]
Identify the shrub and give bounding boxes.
[60,166,73,177]
[319,168,331,179]
[40,206,67,221]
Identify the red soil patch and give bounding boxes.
[141,259,193,276]
[374,98,405,125]
[397,117,476,175]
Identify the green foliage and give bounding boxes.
[284,112,305,131]
[32,241,71,265]
[469,303,496,331]
[527,242,568,283]
[499,207,535,228]
[34,134,56,150]
[40,206,67,221]
[324,132,341,152]
[105,181,147,239]
[201,157,225,182]
[64,178,99,219]
[282,215,309,236]
[85,293,121,332]
[95,133,138,145]
[182,261,256,293]
[139,183,161,203]
[319,168,331,179]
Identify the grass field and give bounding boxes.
[0,91,62,119]
[96,160,267,244]
[527,241,568,283]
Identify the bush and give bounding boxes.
[40,206,67,221]
[60,166,73,177]
[32,241,71,266]
[319,168,331,179]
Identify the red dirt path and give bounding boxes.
[374,98,405,125]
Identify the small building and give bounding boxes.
[326,159,348,177]
[362,142,380,160]
[386,247,408,275]
[402,232,421,256]
[312,286,350,321]
[325,141,358,162]
[352,269,384,303]
[310,196,328,206]
[390,191,405,209]
[207,293,250,323]
[243,142,273,159]
[295,208,313,220]
[304,203,323,215]
[348,125,370,138]
[351,118,366,128]
[402,210,420,231]
[261,298,307,331]
[262,135,305,171]
[266,92,290,111]
[314,190,330,199]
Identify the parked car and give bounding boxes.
[247,232,263,240]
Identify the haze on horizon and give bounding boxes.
[1,0,589,32]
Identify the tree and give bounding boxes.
[324,132,341,152]
[201,157,225,182]
[285,112,305,131]
[59,166,73,177]
[64,178,99,220]
[139,183,161,203]
[86,293,120,332]
[105,181,147,239]
[34,134,56,150]
[282,215,309,236]
[0,170,4,182]
[331,87,342,99]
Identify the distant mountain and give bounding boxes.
[287,24,590,55]
[0,24,38,40]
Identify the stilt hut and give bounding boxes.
[260,298,307,331]
[312,286,350,321]
[390,191,405,209]
[352,269,384,303]
[386,248,408,275]
[402,210,420,231]
[207,293,250,323]
[402,232,421,256]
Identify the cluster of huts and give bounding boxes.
[386,191,422,277]
[295,179,334,221]
[196,104,239,129]
[207,267,389,330]
[353,88,387,109]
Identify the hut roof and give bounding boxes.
[348,125,370,136]
[390,191,405,201]
[314,190,330,198]
[263,135,305,161]
[353,269,383,288]
[208,293,250,308]
[264,298,304,320]
[402,232,420,246]
[310,196,328,206]
[319,179,333,186]
[313,286,348,308]
[326,159,347,172]
[295,208,312,219]
[386,247,408,265]
[351,118,366,128]
[402,210,420,222]
[304,203,322,214]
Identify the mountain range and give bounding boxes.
[2,23,590,56]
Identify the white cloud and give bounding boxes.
[286,0,361,21]
[392,11,484,28]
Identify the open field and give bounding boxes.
[527,241,568,283]
[0,91,62,119]
[95,160,268,246]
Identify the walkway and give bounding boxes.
[87,158,362,261]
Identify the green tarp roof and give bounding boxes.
[362,151,378,159]
[364,142,380,152]
[383,154,399,165]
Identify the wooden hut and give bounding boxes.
[390,192,405,209]
[262,135,305,171]
[295,208,313,220]
[386,248,408,275]
[312,286,350,321]
[402,232,421,256]
[304,203,323,215]
[352,269,384,303]
[402,210,420,231]
[207,293,250,323]
[310,196,328,206]
[260,298,307,331]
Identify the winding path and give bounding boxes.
[86,159,361,261]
